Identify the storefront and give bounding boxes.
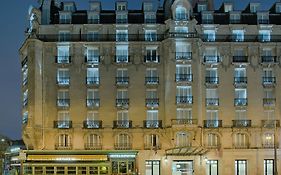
[22,150,138,175]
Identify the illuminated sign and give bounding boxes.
[109,154,136,158]
[27,155,107,161]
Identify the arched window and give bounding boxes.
[175,6,188,20]
[145,134,160,149]
[115,133,131,150]
[206,133,220,148]
[176,132,190,147]
[57,134,71,149]
[233,133,248,148]
[263,133,274,148]
[86,134,101,149]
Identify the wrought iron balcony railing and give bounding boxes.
[83,120,102,129]
[116,98,129,108]
[171,119,198,125]
[143,120,162,128]
[115,55,130,63]
[176,96,193,104]
[261,56,278,63]
[175,52,192,61]
[261,120,280,128]
[86,99,100,108]
[144,56,160,63]
[232,56,248,63]
[262,77,276,85]
[84,143,102,150]
[144,143,161,150]
[57,99,70,107]
[232,120,251,127]
[55,143,72,150]
[263,98,276,106]
[85,56,100,64]
[145,98,159,107]
[57,77,70,85]
[113,120,132,129]
[204,120,222,128]
[205,77,219,85]
[114,143,132,150]
[175,74,193,83]
[234,77,247,84]
[116,77,129,85]
[54,120,72,129]
[206,98,219,106]
[234,98,248,106]
[55,56,71,64]
[86,77,100,85]
[203,56,221,63]
[145,77,159,85]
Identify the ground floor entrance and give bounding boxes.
[172,160,193,175]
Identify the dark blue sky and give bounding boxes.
[0,0,277,139]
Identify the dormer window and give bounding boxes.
[90,2,101,11]
[203,29,216,42]
[59,12,71,24]
[198,4,207,12]
[144,3,153,11]
[145,13,156,24]
[116,3,127,11]
[175,27,188,33]
[88,13,99,24]
[250,3,259,13]
[232,30,244,42]
[116,14,128,24]
[224,4,233,12]
[257,13,269,24]
[259,30,271,42]
[63,3,76,12]
[230,12,241,24]
[175,6,188,20]
[202,12,213,24]
[276,4,281,13]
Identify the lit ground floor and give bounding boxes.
[21,149,280,175]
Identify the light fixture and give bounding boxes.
[164,156,168,162]
[204,157,208,162]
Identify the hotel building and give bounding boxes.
[20,0,281,174]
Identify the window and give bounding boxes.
[146,89,158,105]
[224,4,233,12]
[235,110,247,120]
[264,159,274,175]
[263,68,274,78]
[177,108,192,119]
[175,26,188,33]
[58,134,71,148]
[59,12,71,24]
[206,110,219,127]
[202,13,213,24]
[57,45,70,63]
[145,13,156,23]
[176,65,192,82]
[116,13,127,23]
[235,160,247,175]
[116,45,129,62]
[87,31,99,41]
[198,4,207,12]
[264,110,275,120]
[207,133,219,148]
[147,110,158,121]
[250,4,259,13]
[172,161,193,175]
[58,31,70,42]
[233,30,244,42]
[259,30,271,42]
[116,68,129,84]
[23,111,28,124]
[234,134,248,148]
[22,59,28,85]
[86,47,99,64]
[57,90,70,107]
[204,30,216,42]
[146,68,158,84]
[263,133,274,148]
[64,4,74,11]
[57,111,70,128]
[88,13,99,24]
[145,160,160,175]
[206,89,218,106]
[144,3,153,11]
[234,68,247,84]
[204,47,219,63]
[145,134,160,149]
[87,89,99,107]
[145,30,157,41]
[116,89,129,107]
[206,68,218,84]
[86,134,101,148]
[176,86,192,104]
[116,30,128,42]
[23,89,28,107]
[175,6,188,20]
[145,47,158,62]
[87,68,99,85]
[176,132,190,147]
[206,160,218,175]
[235,89,247,106]
[230,13,241,23]
[276,4,281,13]
[176,41,191,59]
[257,13,269,24]
[57,68,70,85]
[115,133,130,148]
[116,3,126,11]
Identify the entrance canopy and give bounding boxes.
[165,146,209,156]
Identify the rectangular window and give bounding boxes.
[57,111,70,128]
[202,13,213,24]
[87,111,99,121]
[146,160,160,175]
[116,45,129,62]
[145,47,158,62]
[88,13,99,24]
[117,111,129,121]
[145,30,157,41]
[234,134,248,148]
[116,3,126,11]
[233,30,244,42]
[230,13,241,23]
[145,13,156,23]
[259,30,271,42]
[257,13,269,24]
[235,89,247,106]
[175,26,188,33]
[176,65,192,81]
[87,89,100,107]
[276,4,281,13]
[116,13,128,23]
[204,47,219,63]
[59,13,71,24]
[22,58,28,85]
[23,111,28,124]
[234,68,246,78]
[235,160,247,175]
[206,110,218,120]
[116,30,128,42]
[204,30,216,42]
[144,3,153,11]
[176,42,191,59]
[235,110,247,120]
[57,68,70,85]
[87,31,99,41]
[206,160,218,175]
[224,4,233,12]
[86,47,99,64]
[87,68,99,85]
[198,4,207,12]
[59,31,70,42]
[146,89,158,99]
[147,110,158,120]
[172,161,193,174]
[177,108,192,119]
[117,89,128,99]
[23,90,28,107]
[57,45,70,63]
[57,90,70,107]
[264,159,274,175]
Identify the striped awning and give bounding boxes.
[165,146,209,156]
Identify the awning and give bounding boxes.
[27,155,107,161]
[165,146,209,156]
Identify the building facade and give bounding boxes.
[20,0,281,174]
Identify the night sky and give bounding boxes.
[0,0,277,139]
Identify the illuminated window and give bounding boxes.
[235,160,247,175]
[175,6,188,20]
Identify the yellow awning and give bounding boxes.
[27,155,107,161]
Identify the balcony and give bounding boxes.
[204,120,222,128]
[258,35,271,42]
[145,77,159,85]
[171,119,198,125]
[113,120,132,129]
[143,120,162,129]
[232,120,251,127]
[55,143,72,150]
[233,144,249,149]
[203,56,221,64]
[114,143,132,150]
[258,19,269,24]
[116,34,128,42]
[57,77,70,86]
[232,56,248,64]
[54,120,72,129]
[57,99,70,108]
[85,56,100,64]
[85,143,102,150]
[175,52,192,61]
[202,19,214,24]
[169,33,197,39]
[88,19,100,24]
[144,18,156,24]
[116,18,128,24]
[175,74,193,83]
[261,56,278,64]
[86,77,100,86]
[55,56,71,64]
[115,55,130,63]
[234,98,248,106]
[145,98,159,108]
[206,98,219,106]
[144,143,161,150]
[262,143,275,149]
[116,77,129,85]
[263,98,276,107]
[262,120,280,128]
[262,77,276,87]
[116,99,129,108]
[144,56,160,63]
[205,77,219,85]
[86,99,100,108]
[59,19,71,24]
[176,96,193,105]
[83,120,102,129]
[234,77,247,86]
